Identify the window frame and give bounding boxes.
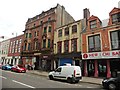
[88,34,101,52]
[110,30,120,50]
[90,20,97,29]
[72,25,77,33]
[64,27,69,36]
[58,29,62,37]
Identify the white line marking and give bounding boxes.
[0,76,7,79]
[87,86,94,88]
[12,80,35,88]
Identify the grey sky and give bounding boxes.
[0,0,120,40]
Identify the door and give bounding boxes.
[53,67,62,79]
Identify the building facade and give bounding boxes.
[81,7,120,78]
[21,4,75,71]
[0,39,10,65]
[54,19,86,69]
[7,34,24,65]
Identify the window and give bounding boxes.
[44,27,47,33]
[90,20,97,29]
[71,39,77,52]
[48,17,51,21]
[37,31,39,36]
[40,21,43,25]
[43,39,46,48]
[72,25,77,33]
[33,23,36,27]
[48,39,50,48]
[58,29,62,37]
[34,32,37,37]
[48,26,51,32]
[16,40,18,45]
[29,33,32,38]
[64,40,69,53]
[25,33,28,38]
[88,35,101,52]
[57,42,62,53]
[110,30,120,50]
[65,27,69,36]
[24,43,27,50]
[112,13,120,24]
[28,43,31,50]
[55,67,61,72]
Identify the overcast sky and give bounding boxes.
[0,0,120,41]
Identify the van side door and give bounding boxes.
[53,67,62,79]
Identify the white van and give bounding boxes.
[48,65,82,83]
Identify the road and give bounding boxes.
[1,69,104,89]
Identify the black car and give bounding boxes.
[102,76,120,90]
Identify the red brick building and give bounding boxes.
[81,7,120,78]
[8,34,24,65]
[21,4,75,70]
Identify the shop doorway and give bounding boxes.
[98,60,107,77]
[87,60,95,77]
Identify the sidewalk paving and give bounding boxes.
[26,70,103,85]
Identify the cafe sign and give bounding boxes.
[82,50,120,59]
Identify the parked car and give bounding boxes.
[0,63,3,69]
[102,76,120,90]
[11,65,26,73]
[2,64,13,70]
[48,64,82,83]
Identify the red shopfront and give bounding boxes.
[82,50,120,78]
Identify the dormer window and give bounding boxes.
[112,12,120,24]
[90,20,97,29]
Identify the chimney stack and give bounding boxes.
[83,8,90,25]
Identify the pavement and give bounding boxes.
[26,70,103,85]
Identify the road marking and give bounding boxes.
[0,76,7,79]
[87,86,94,88]
[12,80,35,88]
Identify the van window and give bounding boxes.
[55,67,61,72]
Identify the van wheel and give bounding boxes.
[67,78,72,83]
[49,75,53,80]
[75,80,79,83]
[108,82,116,90]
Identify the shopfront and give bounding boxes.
[82,50,120,78]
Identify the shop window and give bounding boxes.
[64,40,69,53]
[71,38,77,52]
[90,20,97,29]
[65,27,69,36]
[110,30,120,50]
[112,12,120,24]
[88,35,101,52]
[58,29,62,37]
[57,41,62,53]
[72,25,77,33]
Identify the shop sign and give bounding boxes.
[82,50,120,59]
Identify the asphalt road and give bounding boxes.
[1,69,104,89]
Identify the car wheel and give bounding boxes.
[108,83,116,90]
[67,78,73,83]
[49,75,53,80]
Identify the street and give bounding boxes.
[1,70,103,89]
